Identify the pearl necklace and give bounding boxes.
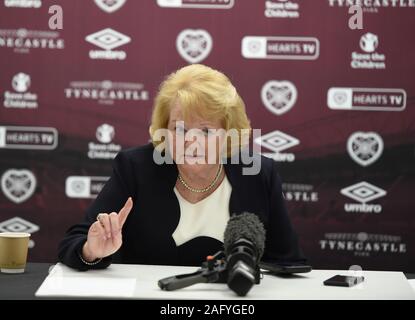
[178,164,223,193]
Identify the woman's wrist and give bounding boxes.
[81,241,99,262]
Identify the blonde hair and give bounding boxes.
[150,64,251,157]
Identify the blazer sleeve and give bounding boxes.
[57,151,135,271]
[262,159,307,265]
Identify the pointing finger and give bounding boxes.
[119,197,133,228]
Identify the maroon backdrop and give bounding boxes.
[1,0,414,272]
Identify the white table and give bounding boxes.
[35,263,415,300]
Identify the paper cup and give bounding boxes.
[0,232,31,274]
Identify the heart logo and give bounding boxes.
[333,91,347,106]
[347,132,384,167]
[176,29,212,64]
[1,169,37,204]
[94,0,126,13]
[261,81,297,115]
[247,39,262,54]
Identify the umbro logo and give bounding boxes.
[94,0,126,13]
[86,28,131,60]
[341,181,386,213]
[254,130,299,162]
[86,28,130,50]
[0,217,39,248]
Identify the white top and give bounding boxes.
[172,176,232,246]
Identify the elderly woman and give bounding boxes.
[58,64,305,270]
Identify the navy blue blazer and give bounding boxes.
[58,143,306,270]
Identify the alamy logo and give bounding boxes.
[261,80,297,115]
[94,0,126,13]
[1,169,37,204]
[85,28,131,60]
[347,131,383,167]
[254,130,299,162]
[176,29,212,63]
[341,181,386,213]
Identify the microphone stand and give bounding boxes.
[158,251,227,291]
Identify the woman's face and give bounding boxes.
[167,101,226,175]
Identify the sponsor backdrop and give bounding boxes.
[1,0,414,272]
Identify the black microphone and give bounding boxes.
[224,212,266,296]
[158,212,265,297]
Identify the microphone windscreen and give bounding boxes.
[223,212,266,259]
